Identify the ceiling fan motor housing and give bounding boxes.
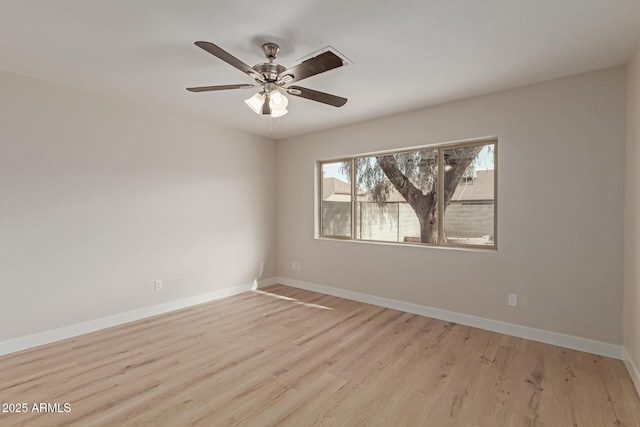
[252,62,286,83]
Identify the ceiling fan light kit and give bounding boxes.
[244,82,289,117]
[187,41,347,118]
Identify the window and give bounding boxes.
[319,139,496,249]
[320,161,352,238]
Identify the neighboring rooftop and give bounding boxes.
[450,170,494,201]
[322,177,351,202]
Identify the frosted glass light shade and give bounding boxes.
[244,92,265,114]
[269,91,288,117]
[271,107,288,118]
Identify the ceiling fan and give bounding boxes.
[186,41,348,117]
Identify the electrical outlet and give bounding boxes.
[295,262,301,271]
[508,293,518,307]
[155,280,163,292]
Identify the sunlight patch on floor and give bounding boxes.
[252,289,333,310]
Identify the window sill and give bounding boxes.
[315,236,497,252]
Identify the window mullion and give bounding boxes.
[351,158,356,239]
[437,147,445,245]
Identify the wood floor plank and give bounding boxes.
[1,285,639,426]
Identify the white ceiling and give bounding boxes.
[1,1,639,139]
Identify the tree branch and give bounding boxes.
[442,146,483,206]
[377,155,434,214]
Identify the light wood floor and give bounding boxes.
[1,285,639,426]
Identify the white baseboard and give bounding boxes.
[623,348,640,398]
[256,277,280,287]
[3,276,623,361]
[265,277,623,360]
[0,278,273,357]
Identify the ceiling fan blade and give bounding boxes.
[186,84,257,92]
[278,51,344,84]
[194,41,264,82]
[286,86,347,107]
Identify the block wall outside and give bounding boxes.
[321,201,351,236]
[322,201,420,241]
[444,202,494,238]
[322,200,493,242]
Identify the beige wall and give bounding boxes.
[0,62,629,350]
[624,44,640,382]
[0,69,277,340]
[277,66,626,344]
